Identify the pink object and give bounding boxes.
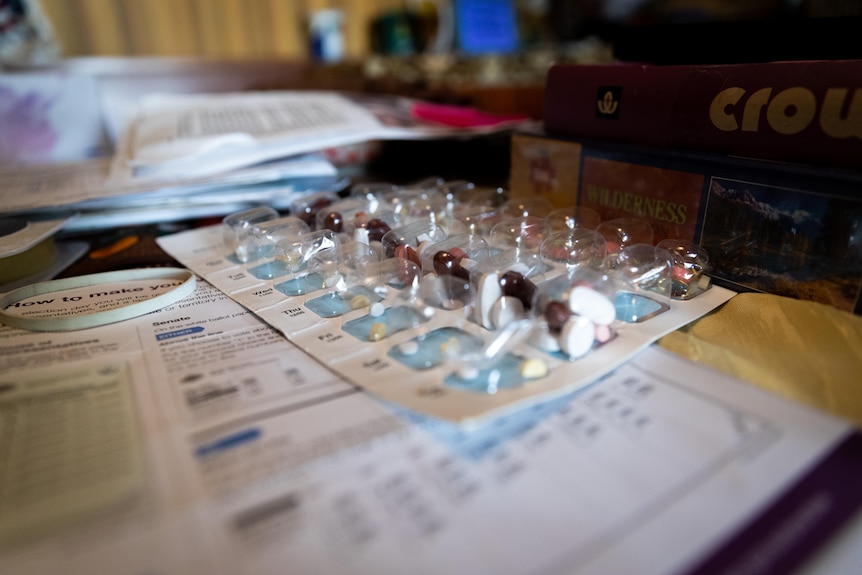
[411,102,527,128]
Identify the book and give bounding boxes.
[509,129,862,315]
[542,60,862,171]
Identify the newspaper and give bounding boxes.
[0,91,529,230]
[1,276,860,574]
[109,90,532,183]
[0,155,340,218]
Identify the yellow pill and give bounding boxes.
[369,322,387,341]
[278,253,301,267]
[520,358,549,379]
[350,294,371,309]
[439,337,461,357]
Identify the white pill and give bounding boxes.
[460,257,478,272]
[560,315,595,358]
[533,329,561,352]
[458,366,480,380]
[323,274,342,289]
[568,285,616,325]
[475,271,502,329]
[399,341,419,355]
[370,302,385,317]
[490,295,525,330]
[505,262,531,276]
[353,227,369,244]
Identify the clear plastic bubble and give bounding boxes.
[454,204,505,237]
[290,190,340,228]
[341,258,429,341]
[546,205,602,232]
[245,216,310,267]
[222,206,279,263]
[604,243,673,322]
[418,233,491,279]
[531,269,618,360]
[391,188,451,229]
[381,220,447,264]
[540,228,606,271]
[501,196,556,219]
[304,241,379,317]
[656,239,711,300]
[352,211,400,246]
[276,229,339,271]
[470,248,545,331]
[449,183,508,208]
[314,196,380,239]
[442,317,538,394]
[596,217,654,254]
[348,181,399,211]
[489,216,551,253]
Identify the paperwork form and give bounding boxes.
[1,279,859,575]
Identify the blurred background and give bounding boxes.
[24,0,862,63]
[1,0,860,168]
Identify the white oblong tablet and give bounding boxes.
[505,262,531,276]
[568,285,616,325]
[460,257,479,272]
[353,227,369,244]
[533,329,561,353]
[560,315,595,358]
[490,295,525,330]
[476,271,502,329]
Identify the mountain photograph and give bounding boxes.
[700,178,862,313]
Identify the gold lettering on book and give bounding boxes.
[767,88,817,134]
[821,88,862,138]
[709,87,862,139]
[597,91,618,115]
[585,185,688,225]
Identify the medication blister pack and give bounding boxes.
[158,177,734,426]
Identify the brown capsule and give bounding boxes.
[449,246,467,262]
[433,250,470,280]
[298,197,333,226]
[364,218,391,242]
[396,258,420,287]
[544,300,572,333]
[395,244,421,268]
[323,211,343,233]
[499,270,537,310]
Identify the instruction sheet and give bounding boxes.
[1,278,859,574]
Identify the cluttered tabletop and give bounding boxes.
[2,54,862,575]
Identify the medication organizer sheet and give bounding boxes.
[0,279,858,575]
[157,225,737,425]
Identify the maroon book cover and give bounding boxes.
[543,60,862,170]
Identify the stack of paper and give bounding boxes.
[1,88,530,232]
